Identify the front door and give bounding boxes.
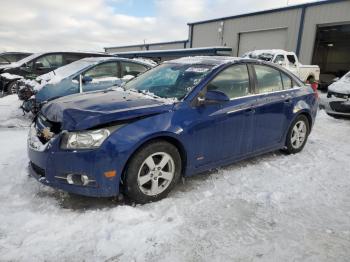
[188,64,255,167]
[82,62,122,92]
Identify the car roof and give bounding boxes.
[80,56,153,66]
[165,56,241,66]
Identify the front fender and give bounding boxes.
[99,111,188,180]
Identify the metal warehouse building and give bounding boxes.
[105,0,350,80]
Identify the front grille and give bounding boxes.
[329,101,350,113]
[30,162,45,177]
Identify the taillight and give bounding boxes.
[311,82,319,99]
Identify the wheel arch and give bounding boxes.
[120,134,188,184]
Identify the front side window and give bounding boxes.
[35,54,64,69]
[207,64,250,99]
[254,65,283,93]
[124,63,212,99]
[84,62,119,79]
[121,62,148,77]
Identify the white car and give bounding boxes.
[243,49,320,84]
[324,72,350,118]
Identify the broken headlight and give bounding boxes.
[61,125,123,150]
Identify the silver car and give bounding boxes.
[324,72,350,118]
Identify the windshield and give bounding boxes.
[124,63,213,99]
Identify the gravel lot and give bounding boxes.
[0,94,349,261]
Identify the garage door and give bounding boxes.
[238,28,287,56]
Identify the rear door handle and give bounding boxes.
[284,99,292,104]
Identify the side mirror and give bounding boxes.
[198,90,230,105]
[82,75,93,83]
[122,74,135,82]
[277,61,284,66]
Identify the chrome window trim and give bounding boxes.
[228,86,302,101]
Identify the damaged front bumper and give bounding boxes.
[27,125,122,197]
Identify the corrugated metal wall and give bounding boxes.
[191,8,302,56]
[191,1,350,63]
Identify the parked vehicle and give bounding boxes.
[28,56,318,203]
[18,57,154,113]
[323,71,350,118]
[0,51,111,95]
[243,50,320,88]
[0,52,32,65]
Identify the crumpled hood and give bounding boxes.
[41,89,174,131]
[328,80,350,95]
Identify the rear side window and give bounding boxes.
[254,65,283,93]
[84,62,119,79]
[121,62,148,77]
[281,72,293,89]
[207,64,250,99]
[64,54,84,64]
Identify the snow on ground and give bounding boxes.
[0,95,349,261]
[0,95,32,128]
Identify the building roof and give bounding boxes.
[112,46,232,58]
[187,0,347,25]
[105,40,188,50]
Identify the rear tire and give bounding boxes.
[123,140,182,204]
[284,115,310,154]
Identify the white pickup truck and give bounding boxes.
[243,49,320,84]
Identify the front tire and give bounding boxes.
[284,115,310,154]
[123,140,182,204]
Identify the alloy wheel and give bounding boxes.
[290,120,307,149]
[137,152,175,196]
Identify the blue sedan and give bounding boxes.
[19,57,153,113]
[28,56,318,203]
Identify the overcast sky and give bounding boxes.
[0,0,320,53]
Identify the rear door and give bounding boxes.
[251,64,290,152]
[81,61,122,92]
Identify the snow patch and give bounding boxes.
[0,72,23,80]
[0,95,32,127]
